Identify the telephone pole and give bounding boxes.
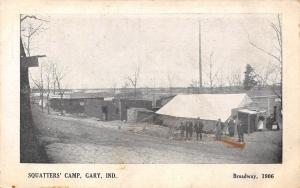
[198,21,203,92]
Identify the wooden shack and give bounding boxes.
[237,109,267,134]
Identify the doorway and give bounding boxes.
[102,106,108,121]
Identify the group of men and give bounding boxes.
[179,118,204,141]
[179,116,245,143]
[225,116,244,142]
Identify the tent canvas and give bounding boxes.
[156,94,252,122]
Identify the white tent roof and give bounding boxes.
[156,93,252,121]
[238,109,266,114]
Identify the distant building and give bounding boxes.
[84,98,119,121]
[248,95,281,118]
[49,92,105,114]
[84,98,153,121]
[236,109,267,133]
[118,98,152,121]
[49,92,153,121]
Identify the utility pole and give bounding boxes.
[198,21,203,92]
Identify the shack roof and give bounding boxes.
[128,107,153,112]
[238,109,266,114]
[50,92,105,99]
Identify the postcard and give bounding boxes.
[0,1,299,187]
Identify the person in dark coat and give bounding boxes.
[215,119,222,141]
[228,117,235,137]
[266,114,274,130]
[221,122,225,134]
[240,122,244,142]
[199,119,204,140]
[180,121,185,139]
[188,121,193,140]
[194,118,204,141]
[185,121,189,140]
[194,118,200,141]
[236,119,244,142]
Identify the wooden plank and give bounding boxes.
[21,56,38,67]
[21,55,46,67]
[221,136,245,149]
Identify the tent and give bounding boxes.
[156,94,252,122]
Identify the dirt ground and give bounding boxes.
[32,106,282,164]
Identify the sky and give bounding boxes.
[22,14,281,89]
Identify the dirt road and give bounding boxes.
[32,107,282,164]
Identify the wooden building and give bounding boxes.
[237,109,267,134]
[127,108,154,123]
[84,98,119,121]
[49,93,105,114]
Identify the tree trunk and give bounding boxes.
[47,93,50,114]
[40,91,44,112]
[60,94,63,115]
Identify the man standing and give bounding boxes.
[180,121,185,140]
[189,121,193,140]
[240,122,244,142]
[185,121,189,140]
[199,119,204,140]
[194,117,204,141]
[228,117,235,137]
[194,118,200,141]
[215,119,222,141]
[236,119,244,142]
[266,114,274,130]
[195,118,204,141]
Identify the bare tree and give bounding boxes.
[121,80,129,94]
[262,62,276,86]
[44,62,56,114]
[52,64,57,95]
[21,15,49,23]
[21,15,48,56]
[150,77,157,107]
[208,52,214,90]
[29,65,44,112]
[248,14,282,98]
[205,52,220,92]
[112,82,117,95]
[54,65,66,115]
[31,61,56,114]
[45,68,51,114]
[188,80,198,94]
[254,62,278,88]
[21,22,44,56]
[40,64,44,111]
[226,68,242,88]
[127,63,141,98]
[167,72,174,95]
[21,15,49,112]
[216,71,225,89]
[189,80,198,87]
